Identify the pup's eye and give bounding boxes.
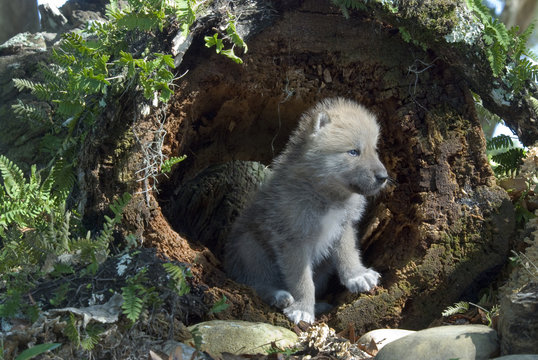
[347,149,361,157]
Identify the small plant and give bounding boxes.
[121,267,156,323]
[204,13,248,64]
[486,134,526,177]
[63,314,104,351]
[0,156,131,321]
[465,0,538,92]
[163,262,191,296]
[161,155,187,174]
[209,295,229,314]
[442,300,499,327]
[441,301,470,316]
[188,326,204,352]
[11,0,203,209]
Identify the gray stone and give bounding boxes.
[0,32,46,56]
[375,325,498,360]
[358,329,415,351]
[187,320,297,356]
[491,355,538,360]
[38,3,68,32]
[158,340,211,360]
[499,282,538,355]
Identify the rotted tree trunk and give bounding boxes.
[78,1,516,332]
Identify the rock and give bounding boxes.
[499,281,538,355]
[157,340,211,360]
[375,325,498,360]
[187,320,297,356]
[357,329,415,352]
[491,356,538,360]
[0,32,46,56]
[38,3,68,32]
[498,210,538,355]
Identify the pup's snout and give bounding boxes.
[375,169,388,185]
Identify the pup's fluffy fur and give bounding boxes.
[225,98,388,323]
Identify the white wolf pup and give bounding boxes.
[225,98,388,323]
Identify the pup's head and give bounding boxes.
[300,98,388,196]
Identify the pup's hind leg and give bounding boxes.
[226,231,294,309]
[256,288,294,309]
[333,223,380,293]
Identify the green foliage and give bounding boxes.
[465,0,538,93]
[441,301,469,316]
[442,300,498,327]
[81,323,104,351]
[64,313,81,347]
[189,326,204,351]
[161,155,187,174]
[63,313,102,351]
[0,157,131,321]
[11,0,203,208]
[121,267,157,323]
[204,13,248,64]
[491,148,526,176]
[163,262,191,296]
[209,295,229,314]
[0,156,65,237]
[486,135,526,177]
[486,133,513,150]
[14,343,61,360]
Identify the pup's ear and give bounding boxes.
[313,111,330,133]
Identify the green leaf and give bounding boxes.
[442,301,469,317]
[161,155,186,174]
[205,33,224,53]
[15,343,62,360]
[209,295,229,314]
[221,49,243,64]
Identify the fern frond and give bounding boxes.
[47,159,76,202]
[116,12,162,31]
[491,148,526,176]
[12,100,49,124]
[163,262,191,296]
[81,324,103,350]
[486,134,513,150]
[466,0,491,24]
[64,313,81,347]
[490,20,510,51]
[12,78,39,92]
[0,155,25,198]
[442,301,469,316]
[121,284,145,323]
[486,43,505,77]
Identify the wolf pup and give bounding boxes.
[225,98,388,324]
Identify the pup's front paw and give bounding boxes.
[271,290,295,309]
[283,303,315,324]
[344,268,380,293]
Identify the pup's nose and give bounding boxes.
[375,171,388,185]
